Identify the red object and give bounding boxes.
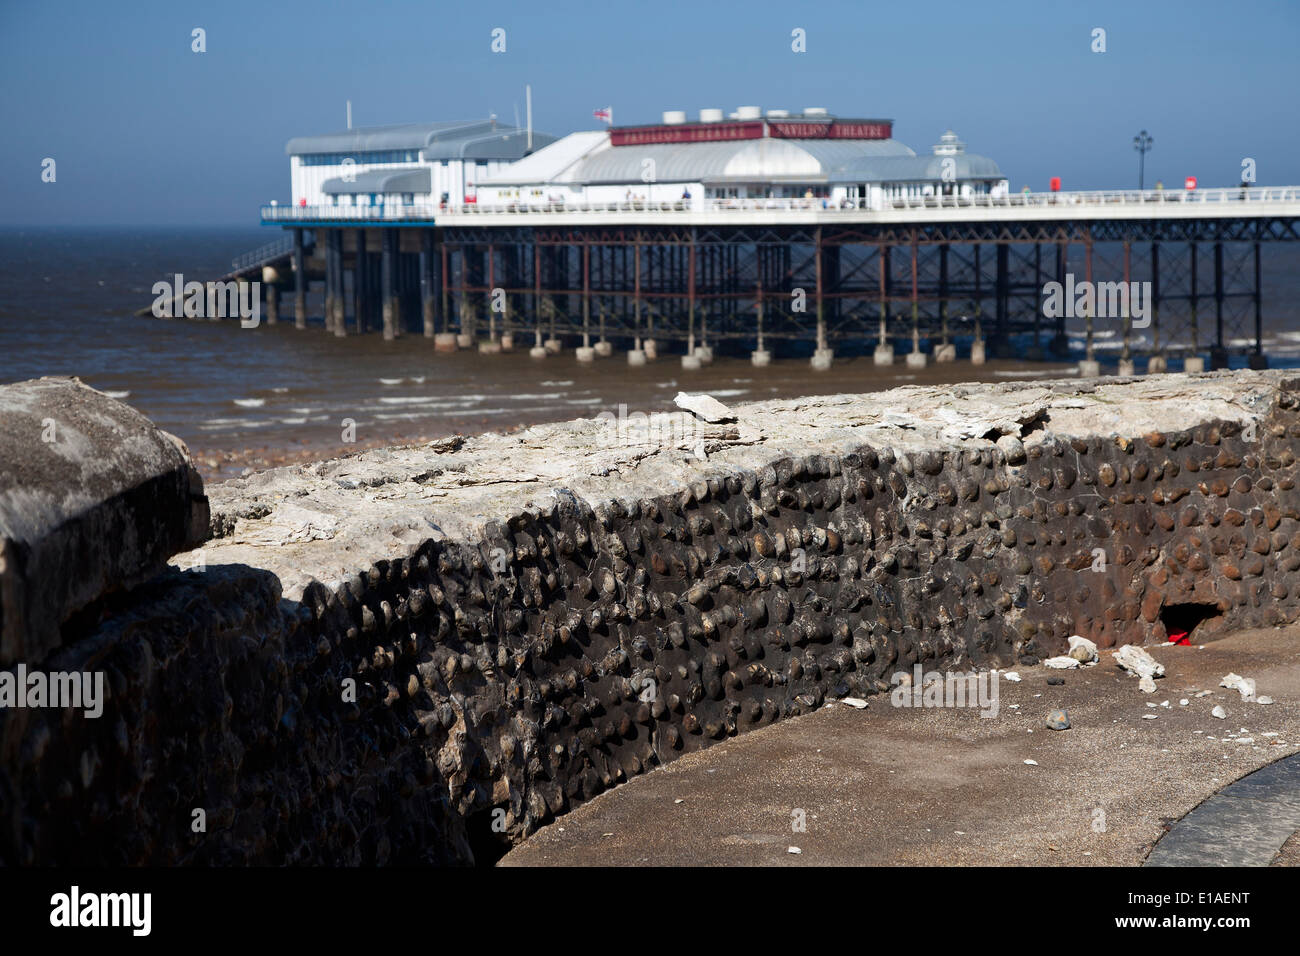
[1169,629,1191,645]
[608,118,892,148]
[1185,176,1198,190]
[298,198,307,206]
[1049,176,1061,192]
[769,120,891,140]
[610,121,763,146]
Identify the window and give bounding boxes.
[297,149,420,166]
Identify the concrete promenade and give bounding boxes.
[503,626,1300,866]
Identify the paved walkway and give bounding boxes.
[1147,752,1300,866]
[502,627,1300,866]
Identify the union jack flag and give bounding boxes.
[593,107,613,125]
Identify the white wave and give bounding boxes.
[233,398,265,408]
[103,390,130,399]
[410,375,427,384]
[379,377,404,385]
[280,417,307,425]
[540,380,574,387]
[271,386,289,393]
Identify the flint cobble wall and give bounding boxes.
[4,373,1299,864]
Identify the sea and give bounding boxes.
[3,227,1299,480]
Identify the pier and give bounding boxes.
[237,186,1300,372]
[150,108,1300,372]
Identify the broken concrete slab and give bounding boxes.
[0,376,208,665]
[673,391,736,423]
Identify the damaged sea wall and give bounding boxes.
[3,371,1300,865]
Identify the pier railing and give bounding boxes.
[260,186,1300,224]
[231,235,298,270]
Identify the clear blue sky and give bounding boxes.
[3,0,1296,226]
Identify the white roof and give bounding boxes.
[480,131,610,185]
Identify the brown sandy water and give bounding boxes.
[178,346,1077,482]
[6,227,1300,485]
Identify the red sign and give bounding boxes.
[608,118,892,147]
[1185,176,1197,190]
[609,121,763,147]
[769,120,891,140]
[1049,176,1061,192]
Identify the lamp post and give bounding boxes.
[1134,130,1154,191]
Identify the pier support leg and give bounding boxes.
[336,231,348,336]
[1078,239,1100,376]
[874,243,893,365]
[434,239,458,350]
[992,242,1010,358]
[812,227,833,370]
[1026,243,1044,360]
[936,244,955,362]
[905,235,926,368]
[577,241,595,362]
[293,228,307,330]
[596,304,612,357]
[323,231,336,334]
[530,244,546,358]
[381,229,396,341]
[327,230,345,336]
[1186,242,1204,372]
[421,229,435,338]
[1210,240,1229,370]
[1049,241,1069,357]
[352,231,366,334]
[1117,239,1135,376]
[1250,241,1268,369]
[751,275,769,367]
[265,283,279,326]
[1148,241,1166,373]
[480,244,502,354]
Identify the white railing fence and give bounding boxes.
[260,186,1300,222]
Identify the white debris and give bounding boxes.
[787,846,802,855]
[1237,737,1255,745]
[1179,699,1189,706]
[1003,672,1022,683]
[1139,675,1157,694]
[1043,656,1080,669]
[1142,713,1159,720]
[1023,759,1038,766]
[1257,696,1275,705]
[840,697,869,709]
[1160,700,1172,708]
[1068,635,1099,663]
[1195,690,1213,698]
[1211,705,1227,719]
[673,391,735,423]
[1220,673,1257,702]
[1113,644,1165,679]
